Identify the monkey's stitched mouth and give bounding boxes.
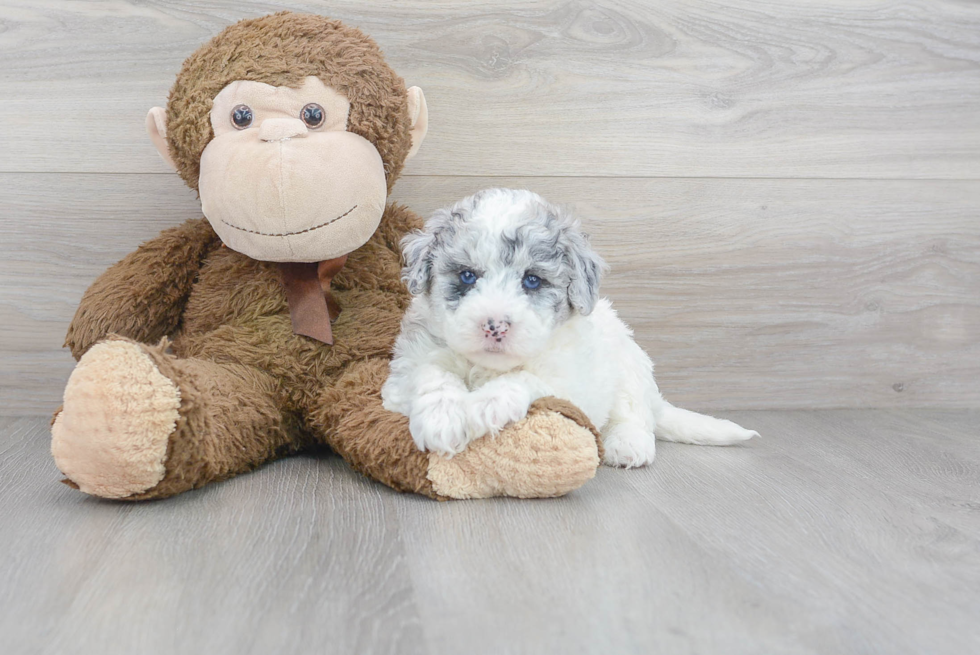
[219,205,358,237]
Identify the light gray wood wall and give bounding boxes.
[1,1,978,414]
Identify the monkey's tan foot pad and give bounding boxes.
[52,341,181,499]
[426,397,603,499]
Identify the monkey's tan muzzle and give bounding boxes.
[198,126,387,263]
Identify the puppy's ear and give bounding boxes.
[401,204,467,295]
[560,217,607,316]
[400,229,436,295]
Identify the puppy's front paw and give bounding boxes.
[602,424,657,468]
[409,391,473,457]
[467,380,532,438]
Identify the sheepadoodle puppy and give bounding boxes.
[382,188,758,465]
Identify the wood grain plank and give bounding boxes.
[617,409,980,655]
[391,409,980,654]
[3,412,978,654]
[392,469,806,655]
[2,173,977,414]
[1,0,978,178]
[0,418,427,655]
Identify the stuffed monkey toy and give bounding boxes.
[51,12,601,501]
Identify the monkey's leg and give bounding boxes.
[52,338,302,500]
[308,358,603,499]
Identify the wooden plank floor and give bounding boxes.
[3,410,978,655]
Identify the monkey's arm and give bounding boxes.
[65,218,221,359]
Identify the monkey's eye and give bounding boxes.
[459,270,478,285]
[231,104,253,129]
[522,274,542,290]
[301,103,325,128]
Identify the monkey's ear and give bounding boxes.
[406,87,428,160]
[146,107,177,172]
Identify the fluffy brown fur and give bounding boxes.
[56,12,600,500]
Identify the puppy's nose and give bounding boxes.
[482,319,511,343]
[259,118,309,142]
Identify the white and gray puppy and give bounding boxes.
[382,188,758,465]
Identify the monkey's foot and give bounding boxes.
[426,398,602,499]
[52,340,181,498]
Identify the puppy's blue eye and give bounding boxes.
[522,274,541,290]
[459,270,477,285]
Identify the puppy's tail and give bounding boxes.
[654,402,759,445]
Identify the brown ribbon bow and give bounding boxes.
[279,255,348,345]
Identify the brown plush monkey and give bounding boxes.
[51,12,601,501]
